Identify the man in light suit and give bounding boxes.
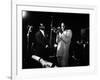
[56,22,72,67]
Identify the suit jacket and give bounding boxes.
[35,30,48,58]
[56,29,72,66]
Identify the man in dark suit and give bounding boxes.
[32,23,53,68]
[35,23,48,59]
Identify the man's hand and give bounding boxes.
[45,45,48,48]
[54,44,57,48]
[40,59,53,68]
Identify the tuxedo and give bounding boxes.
[35,30,48,59]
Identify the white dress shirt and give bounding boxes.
[40,29,45,37]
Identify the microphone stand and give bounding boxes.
[27,25,32,49]
[49,16,53,54]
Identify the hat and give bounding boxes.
[39,23,45,29]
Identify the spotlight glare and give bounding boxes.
[22,11,27,18]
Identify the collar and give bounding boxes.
[40,30,45,37]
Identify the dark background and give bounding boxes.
[22,11,89,69]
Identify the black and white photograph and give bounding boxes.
[22,10,89,69]
[11,2,97,80]
[0,0,99,80]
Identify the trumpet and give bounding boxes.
[51,27,62,34]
